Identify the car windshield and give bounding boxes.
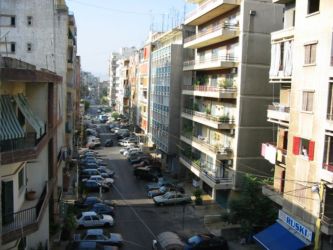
[188,235,201,245]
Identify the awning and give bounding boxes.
[253,223,310,250]
[0,95,25,140]
[14,94,45,139]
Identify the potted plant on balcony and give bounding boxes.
[26,189,37,201]
[219,114,230,123]
[205,106,211,115]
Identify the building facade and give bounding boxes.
[258,0,333,249]
[179,0,283,202]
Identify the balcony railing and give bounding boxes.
[183,108,235,124]
[180,154,233,184]
[183,84,237,93]
[181,132,232,155]
[184,54,238,67]
[268,104,290,113]
[1,181,50,243]
[184,23,239,43]
[186,0,219,19]
[0,132,46,153]
[323,163,333,172]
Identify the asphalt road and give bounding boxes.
[81,121,206,249]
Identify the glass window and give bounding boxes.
[302,91,314,112]
[18,168,24,190]
[304,43,317,64]
[308,0,320,14]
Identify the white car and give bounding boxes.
[83,175,114,186]
[123,148,141,157]
[76,211,114,228]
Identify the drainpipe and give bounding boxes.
[314,181,324,250]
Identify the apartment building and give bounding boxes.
[117,58,130,116]
[0,0,77,248]
[179,0,283,203]
[128,51,140,127]
[258,0,333,249]
[148,26,193,172]
[109,52,121,108]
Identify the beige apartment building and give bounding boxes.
[258,0,333,249]
[179,0,283,203]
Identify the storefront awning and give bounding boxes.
[253,223,310,250]
[0,95,25,140]
[14,94,45,139]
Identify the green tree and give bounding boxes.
[221,174,278,237]
[111,112,120,120]
[81,100,90,112]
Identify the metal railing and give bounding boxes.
[184,23,239,43]
[2,182,48,234]
[322,215,333,225]
[180,154,233,184]
[268,104,290,113]
[0,131,46,153]
[184,54,238,67]
[327,113,333,121]
[181,132,232,155]
[183,84,237,93]
[183,108,235,124]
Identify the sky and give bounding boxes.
[66,0,195,81]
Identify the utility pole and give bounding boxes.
[314,181,324,250]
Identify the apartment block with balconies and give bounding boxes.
[180,0,283,203]
[258,0,333,249]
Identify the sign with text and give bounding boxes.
[278,210,313,242]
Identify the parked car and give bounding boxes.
[133,166,162,182]
[97,167,115,178]
[184,234,229,250]
[145,179,176,191]
[152,231,184,250]
[74,229,123,247]
[83,175,114,187]
[153,191,192,206]
[147,185,185,198]
[104,139,114,147]
[123,148,141,157]
[82,180,110,193]
[91,203,115,216]
[74,197,114,209]
[127,151,145,159]
[76,211,114,228]
[132,160,151,169]
[129,155,152,165]
[80,169,101,180]
[66,241,119,250]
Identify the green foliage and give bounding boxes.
[100,96,109,105]
[193,188,203,205]
[219,114,230,123]
[81,100,90,111]
[221,174,278,237]
[111,112,120,120]
[205,106,211,114]
[193,102,199,111]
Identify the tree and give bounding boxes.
[221,174,278,238]
[81,100,90,112]
[111,112,120,120]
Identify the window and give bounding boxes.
[11,16,15,26]
[18,168,24,190]
[27,16,32,26]
[308,0,320,14]
[302,91,314,112]
[27,43,32,52]
[0,15,16,27]
[292,136,315,160]
[11,43,15,53]
[304,43,317,64]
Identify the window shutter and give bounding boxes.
[293,136,300,155]
[308,140,315,161]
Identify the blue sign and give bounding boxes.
[278,210,313,242]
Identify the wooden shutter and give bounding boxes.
[293,136,300,155]
[308,140,315,161]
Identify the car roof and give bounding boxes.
[82,211,97,216]
[86,228,104,235]
[86,196,99,201]
[90,175,102,178]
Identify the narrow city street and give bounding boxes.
[81,123,207,249]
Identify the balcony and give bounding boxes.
[271,27,294,42]
[0,131,48,165]
[184,23,239,49]
[261,143,287,166]
[267,103,290,126]
[182,84,237,98]
[182,108,235,129]
[262,185,283,206]
[184,54,238,71]
[180,132,233,160]
[320,164,333,183]
[185,0,239,26]
[179,154,233,189]
[1,180,53,243]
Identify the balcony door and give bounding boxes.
[1,180,14,225]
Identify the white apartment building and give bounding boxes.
[180,0,283,203]
[258,0,333,249]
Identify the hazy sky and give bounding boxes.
[66,0,195,80]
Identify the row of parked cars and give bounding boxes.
[69,149,123,250]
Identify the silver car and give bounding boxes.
[153,191,192,206]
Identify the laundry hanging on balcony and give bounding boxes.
[0,95,25,140]
[14,94,45,139]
